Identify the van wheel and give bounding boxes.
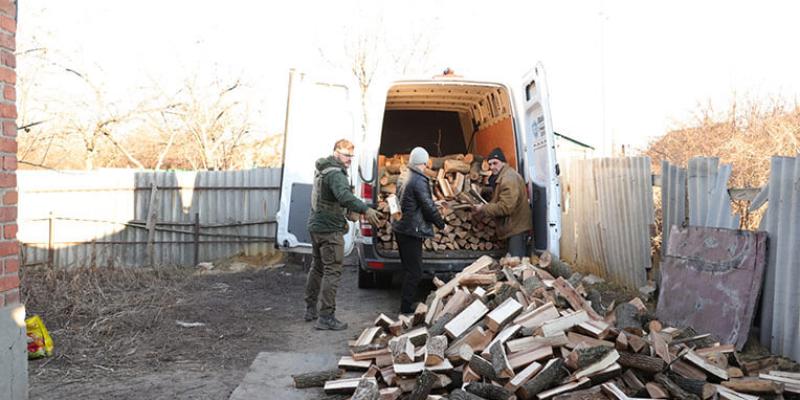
[358,267,377,289]
[376,272,393,289]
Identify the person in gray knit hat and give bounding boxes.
[392,147,445,313]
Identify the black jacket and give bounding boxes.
[392,166,445,239]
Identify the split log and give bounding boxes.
[429,312,455,337]
[469,354,499,381]
[490,341,514,379]
[406,370,437,400]
[645,382,669,399]
[654,373,701,400]
[722,378,784,395]
[617,352,667,374]
[451,388,489,400]
[292,368,344,388]
[425,335,448,366]
[565,346,612,370]
[351,378,380,400]
[465,382,514,400]
[669,372,719,399]
[392,336,414,364]
[518,358,569,400]
[445,159,472,174]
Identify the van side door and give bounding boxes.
[519,63,562,257]
[276,70,361,255]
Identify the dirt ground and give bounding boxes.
[22,254,407,400]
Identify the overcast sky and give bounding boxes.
[20,0,800,154]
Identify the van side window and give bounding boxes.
[525,81,536,101]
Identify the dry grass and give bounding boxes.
[21,266,193,375]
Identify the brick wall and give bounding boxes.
[0,0,15,308]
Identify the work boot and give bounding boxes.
[304,305,318,322]
[315,315,348,331]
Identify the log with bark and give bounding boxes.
[292,368,344,388]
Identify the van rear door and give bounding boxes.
[520,63,562,257]
[276,70,360,254]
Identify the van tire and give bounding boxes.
[358,267,377,289]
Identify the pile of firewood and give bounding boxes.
[374,153,504,252]
[293,254,800,400]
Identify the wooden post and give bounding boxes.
[193,212,200,267]
[47,211,54,267]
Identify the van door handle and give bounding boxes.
[555,163,560,176]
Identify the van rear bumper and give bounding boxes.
[357,242,498,280]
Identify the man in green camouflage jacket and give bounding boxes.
[304,139,381,330]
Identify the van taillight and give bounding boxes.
[361,183,373,201]
[360,215,373,237]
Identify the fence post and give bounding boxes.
[48,211,54,267]
[193,212,200,267]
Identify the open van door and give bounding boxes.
[276,70,360,254]
[520,63,562,257]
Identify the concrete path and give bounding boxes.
[228,351,339,400]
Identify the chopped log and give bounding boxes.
[425,335,448,366]
[541,310,590,337]
[482,324,522,358]
[450,389,489,400]
[506,332,568,353]
[627,334,648,353]
[684,350,728,380]
[668,371,712,398]
[446,326,490,361]
[292,368,344,388]
[576,319,610,339]
[351,378,380,400]
[490,341,514,379]
[645,382,669,399]
[435,256,494,297]
[506,361,543,392]
[379,387,402,400]
[573,350,620,381]
[440,290,471,319]
[445,159,472,174]
[721,378,783,395]
[339,356,373,370]
[758,373,800,394]
[617,352,667,374]
[670,360,707,381]
[469,354,499,381]
[615,332,629,351]
[621,369,647,396]
[355,327,382,347]
[374,313,395,329]
[715,385,761,400]
[465,382,514,400]
[508,346,553,370]
[565,346,612,370]
[695,344,735,356]
[650,331,671,363]
[518,358,570,400]
[515,302,560,330]
[445,299,490,338]
[413,303,428,326]
[324,377,378,395]
[565,332,615,349]
[406,370,437,400]
[461,274,499,286]
[552,277,603,320]
[536,377,591,399]
[458,344,475,363]
[486,297,523,332]
[614,303,643,335]
[654,373,701,400]
[392,336,414,364]
[551,385,604,400]
[429,312,455,337]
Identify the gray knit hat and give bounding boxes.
[408,147,429,166]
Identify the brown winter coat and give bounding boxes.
[482,165,533,239]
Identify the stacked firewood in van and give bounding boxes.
[374,153,504,252]
[294,254,799,400]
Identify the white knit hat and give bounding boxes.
[408,147,429,166]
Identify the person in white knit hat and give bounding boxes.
[392,147,445,313]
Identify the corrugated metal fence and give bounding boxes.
[560,157,654,289]
[18,168,281,268]
[758,156,800,362]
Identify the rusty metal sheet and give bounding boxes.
[656,226,767,350]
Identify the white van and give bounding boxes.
[276,65,561,288]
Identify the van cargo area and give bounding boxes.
[358,81,536,286]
